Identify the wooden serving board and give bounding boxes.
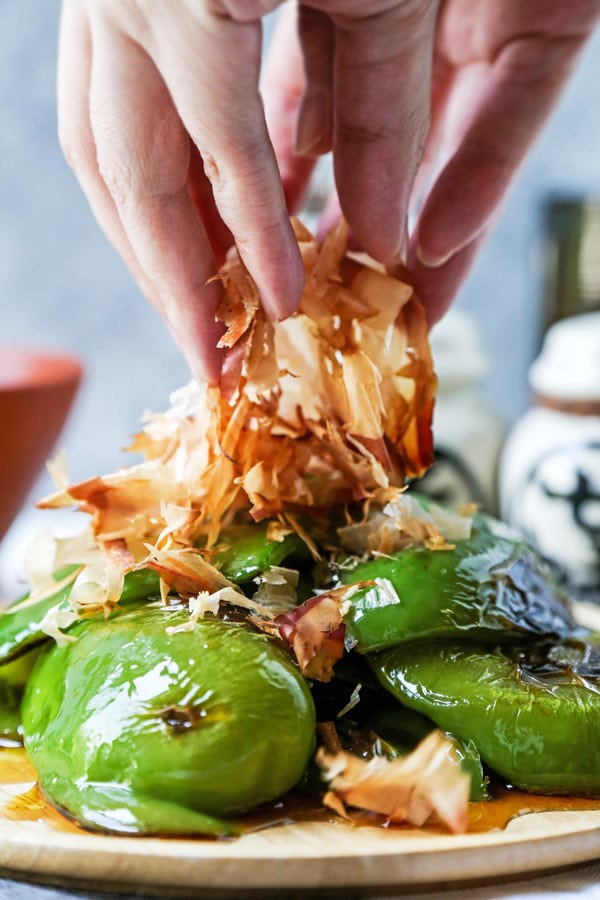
[2,748,600,895]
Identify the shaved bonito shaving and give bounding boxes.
[39,219,436,568]
[317,730,470,833]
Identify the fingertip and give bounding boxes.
[408,237,483,326]
[186,344,223,388]
[415,239,454,269]
[415,201,489,269]
[414,208,460,269]
[335,177,409,269]
[166,299,225,388]
[238,215,305,321]
[259,248,306,321]
[349,221,406,270]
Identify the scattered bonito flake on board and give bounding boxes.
[317,730,470,833]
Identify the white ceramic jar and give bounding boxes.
[499,312,600,598]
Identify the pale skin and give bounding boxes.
[58,0,600,383]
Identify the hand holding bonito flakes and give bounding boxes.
[57,0,600,381]
[41,221,436,561]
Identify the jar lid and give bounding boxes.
[529,311,600,401]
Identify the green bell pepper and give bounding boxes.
[0,651,41,745]
[0,525,307,669]
[311,654,488,801]
[21,604,316,835]
[371,636,600,794]
[211,525,309,584]
[0,568,160,665]
[339,513,575,653]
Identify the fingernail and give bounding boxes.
[414,221,460,269]
[373,226,408,270]
[415,239,454,269]
[295,91,330,156]
[260,288,299,323]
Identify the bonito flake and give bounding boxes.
[40,220,436,565]
[317,730,470,833]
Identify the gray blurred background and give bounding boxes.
[1,2,600,587]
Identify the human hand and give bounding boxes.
[264,0,600,322]
[57,0,307,384]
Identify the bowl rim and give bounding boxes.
[0,345,83,392]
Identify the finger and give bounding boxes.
[408,233,484,325]
[332,1,439,267]
[57,0,153,301]
[316,190,342,241]
[141,8,305,320]
[188,143,234,268]
[295,5,335,156]
[262,2,318,212]
[88,24,224,384]
[408,53,463,218]
[415,34,590,267]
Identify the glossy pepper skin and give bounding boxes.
[21,605,316,835]
[0,652,40,744]
[0,568,160,665]
[0,528,306,667]
[211,525,309,584]
[371,637,600,794]
[340,513,575,653]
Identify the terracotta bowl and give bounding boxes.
[0,346,83,543]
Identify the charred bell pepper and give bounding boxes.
[312,656,488,801]
[339,513,575,653]
[371,636,600,794]
[21,604,316,835]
